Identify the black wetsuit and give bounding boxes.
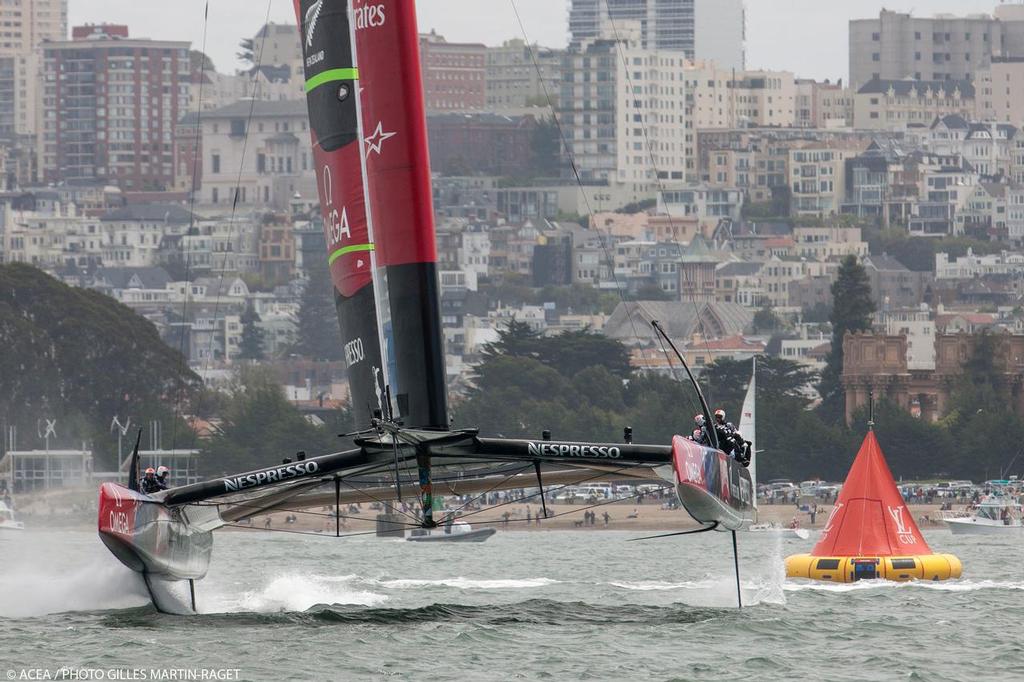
[140,476,162,494]
[156,476,169,491]
[716,421,751,467]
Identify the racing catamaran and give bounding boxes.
[97,0,754,614]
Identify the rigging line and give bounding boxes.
[508,0,654,366]
[224,523,382,539]
[185,0,273,453]
[455,484,671,529]
[450,461,649,522]
[436,461,537,525]
[190,500,422,526]
[170,0,211,454]
[335,475,424,525]
[600,5,720,379]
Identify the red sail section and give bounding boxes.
[312,142,373,297]
[354,0,437,267]
[811,431,932,557]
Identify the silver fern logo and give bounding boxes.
[304,0,324,49]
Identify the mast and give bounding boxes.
[354,1,448,431]
[294,0,391,425]
[296,0,448,526]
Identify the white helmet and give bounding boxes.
[714,408,726,422]
[694,414,706,426]
[156,466,170,477]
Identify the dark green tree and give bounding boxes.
[529,116,561,178]
[203,366,338,475]
[237,303,265,361]
[0,264,200,466]
[818,256,875,422]
[753,305,780,333]
[290,263,343,361]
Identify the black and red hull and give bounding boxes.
[97,483,213,581]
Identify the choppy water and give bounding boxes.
[1,528,1023,681]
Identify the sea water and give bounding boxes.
[1,529,1022,680]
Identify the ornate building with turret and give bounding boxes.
[842,331,1024,424]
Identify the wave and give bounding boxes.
[215,573,388,613]
[370,577,560,590]
[783,578,1024,593]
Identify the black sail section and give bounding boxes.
[295,0,388,425]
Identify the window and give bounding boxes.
[211,153,220,173]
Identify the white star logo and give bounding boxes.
[364,121,396,156]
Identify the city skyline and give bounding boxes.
[67,0,1006,83]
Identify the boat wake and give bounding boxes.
[783,578,1024,593]
[0,555,149,618]
[204,573,389,613]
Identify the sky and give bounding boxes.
[69,0,1008,82]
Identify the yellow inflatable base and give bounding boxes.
[785,553,962,582]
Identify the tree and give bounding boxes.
[189,50,215,73]
[237,38,256,69]
[753,305,780,333]
[204,366,337,475]
[0,264,200,466]
[529,117,561,178]
[237,303,265,361]
[290,261,343,361]
[818,256,874,421]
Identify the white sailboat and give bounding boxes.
[742,358,810,540]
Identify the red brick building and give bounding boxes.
[419,31,486,112]
[42,25,191,191]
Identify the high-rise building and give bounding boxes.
[560,34,687,186]
[41,25,191,190]
[975,56,1024,123]
[568,0,744,69]
[420,31,486,112]
[0,0,67,55]
[0,0,67,142]
[849,6,1024,91]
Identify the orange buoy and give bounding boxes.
[785,431,962,583]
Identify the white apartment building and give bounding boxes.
[935,248,1024,279]
[789,145,854,216]
[878,307,935,370]
[458,229,491,279]
[0,0,65,138]
[561,30,687,188]
[791,226,868,261]
[200,99,317,211]
[975,57,1024,124]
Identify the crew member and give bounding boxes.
[155,465,171,490]
[140,467,162,494]
[692,414,710,446]
[713,409,752,467]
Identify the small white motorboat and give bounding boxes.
[0,499,25,533]
[406,520,496,542]
[943,496,1024,535]
[748,521,809,540]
